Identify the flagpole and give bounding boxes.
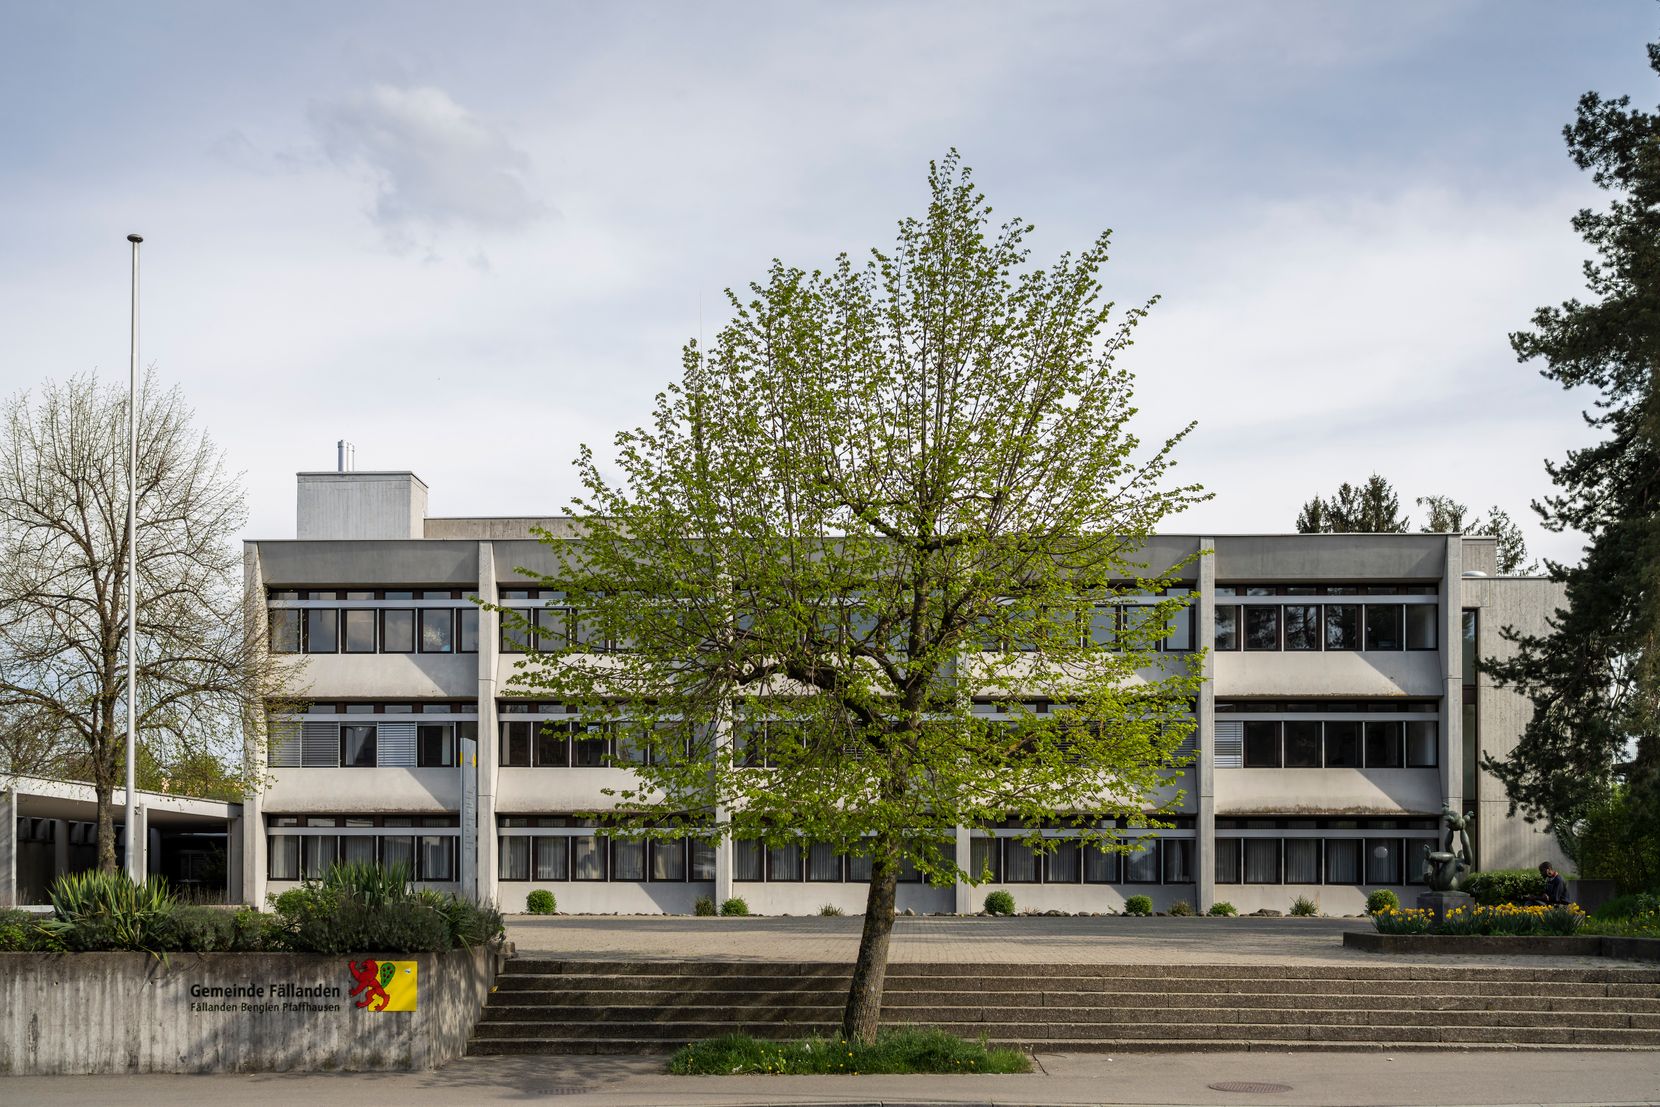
[125,232,142,882]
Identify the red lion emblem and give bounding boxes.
[348,959,391,1011]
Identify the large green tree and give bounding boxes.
[1416,496,1535,575]
[1483,44,1660,859]
[1295,474,1409,534]
[507,154,1205,1042]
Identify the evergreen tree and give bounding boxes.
[1296,474,1410,533]
[1482,44,1660,855]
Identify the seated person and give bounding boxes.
[1529,861,1571,906]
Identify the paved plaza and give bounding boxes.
[504,913,1648,970]
[9,1049,1660,1106]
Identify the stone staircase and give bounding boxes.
[467,959,1660,1055]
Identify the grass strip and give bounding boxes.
[667,1027,1032,1075]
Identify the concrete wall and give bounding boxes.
[1462,575,1571,874]
[1213,650,1442,698]
[0,945,498,1074]
[297,472,428,541]
[264,768,461,812]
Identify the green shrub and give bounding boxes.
[285,897,451,954]
[413,890,504,948]
[693,895,717,916]
[1575,787,1660,894]
[1168,900,1193,917]
[525,890,557,915]
[1365,889,1400,915]
[321,861,412,907]
[0,907,56,951]
[1592,892,1660,921]
[1123,895,1153,917]
[818,903,844,916]
[983,890,1016,916]
[157,905,239,952]
[1289,895,1319,917]
[667,1028,1031,1075]
[47,870,178,951]
[1462,869,1546,906]
[718,897,750,916]
[1207,901,1237,917]
[231,906,278,951]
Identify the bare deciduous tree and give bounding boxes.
[0,371,283,871]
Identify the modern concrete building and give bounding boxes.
[241,467,1565,916]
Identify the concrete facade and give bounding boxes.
[242,471,1565,918]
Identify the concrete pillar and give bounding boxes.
[1194,537,1217,913]
[713,816,733,905]
[147,823,162,876]
[475,541,498,905]
[225,816,244,905]
[1442,536,1463,818]
[953,825,972,914]
[0,789,15,907]
[51,819,69,887]
[243,542,267,908]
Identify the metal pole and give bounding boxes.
[125,233,142,882]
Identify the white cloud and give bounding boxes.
[310,84,547,250]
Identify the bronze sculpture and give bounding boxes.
[1421,805,1474,892]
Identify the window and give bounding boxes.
[383,831,415,875]
[1405,605,1437,650]
[1166,591,1194,651]
[1088,605,1118,648]
[304,609,338,653]
[1004,837,1040,882]
[535,721,570,767]
[417,724,454,768]
[458,608,479,653]
[1124,841,1160,883]
[500,610,532,652]
[1283,605,1321,651]
[534,838,568,880]
[380,610,415,653]
[1462,610,1478,685]
[1364,838,1403,884]
[1049,841,1081,883]
[970,836,1000,881]
[268,832,299,880]
[342,609,376,653]
[1244,839,1280,883]
[500,836,530,881]
[1283,721,1323,767]
[420,609,453,653]
[1324,605,1360,650]
[690,839,717,881]
[573,724,610,767]
[1244,606,1280,650]
[420,831,454,881]
[341,724,376,767]
[1324,721,1361,767]
[269,609,301,653]
[1325,839,1361,883]
[1084,843,1118,883]
[1406,720,1438,768]
[1285,839,1321,883]
[500,721,532,767]
[1214,606,1240,651]
[611,839,646,881]
[651,839,687,881]
[1364,605,1403,651]
[1243,721,1280,768]
[1162,839,1193,883]
[572,834,606,880]
[807,842,842,881]
[767,843,803,881]
[1215,838,1242,884]
[534,607,568,651]
[1364,721,1403,768]
[733,840,763,881]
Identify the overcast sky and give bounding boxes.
[2,2,1652,565]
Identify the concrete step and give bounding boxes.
[476,1003,1660,1031]
[492,975,1658,1000]
[501,959,1660,984]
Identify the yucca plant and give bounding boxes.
[321,861,412,908]
[46,870,177,951]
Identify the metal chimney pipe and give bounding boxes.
[337,440,355,472]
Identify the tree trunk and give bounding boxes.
[841,843,899,1043]
[95,779,116,874]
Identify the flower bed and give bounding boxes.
[1371,903,1584,937]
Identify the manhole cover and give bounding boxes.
[1208,1082,1294,1094]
